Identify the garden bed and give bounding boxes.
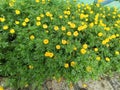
[0,0,120,90]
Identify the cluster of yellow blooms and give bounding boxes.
[64,61,76,68]
[44,51,54,58]
[80,44,88,54]
[102,34,119,45]
[77,24,87,31]
[1,0,120,74]
[35,0,50,4]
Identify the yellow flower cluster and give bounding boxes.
[9,0,16,7]
[102,34,119,45]
[80,44,88,54]
[69,22,76,29]
[45,51,54,58]
[94,13,99,24]
[80,13,88,19]
[77,24,87,31]
[64,10,71,15]
[64,61,76,68]
[0,17,5,22]
[36,16,41,26]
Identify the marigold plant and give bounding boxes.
[0,0,120,89]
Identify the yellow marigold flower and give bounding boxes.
[67,31,72,36]
[15,10,20,15]
[42,0,46,4]
[61,26,66,31]
[102,40,107,45]
[73,31,79,37]
[46,12,51,17]
[30,35,35,40]
[28,65,34,69]
[24,18,29,22]
[112,16,116,19]
[15,21,20,24]
[66,11,71,15]
[70,23,76,28]
[104,27,110,31]
[3,25,9,30]
[96,56,101,61]
[86,66,92,72]
[49,52,54,58]
[116,34,119,37]
[105,57,110,62]
[36,21,41,26]
[83,44,88,49]
[35,0,40,3]
[98,32,103,37]
[85,18,88,21]
[43,24,48,29]
[43,39,49,44]
[0,86,4,90]
[110,35,116,39]
[80,48,86,54]
[56,45,61,50]
[50,17,53,20]
[36,16,41,20]
[22,22,27,26]
[77,4,81,8]
[112,12,117,15]
[94,48,98,52]
[90,11,94,14]
[10,29,15,34]
[40,14,44,18]
[45,52,50,57]
[0,17,5,22]
[59,15,63,19]
[106,44,109,47]
[64,63,69,68]
[9,1,15,7]
[62,39,67,45]
[73,46,77,51]
[64,15,68,18]
[64,11,67,14]
[71,61,76,67]
[54,26,59,31]
[115,51,119,55]
[80,13,85,19]
[96,3,100,7]
[68,21,72,25]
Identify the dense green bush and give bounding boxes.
[0,0,120,89]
